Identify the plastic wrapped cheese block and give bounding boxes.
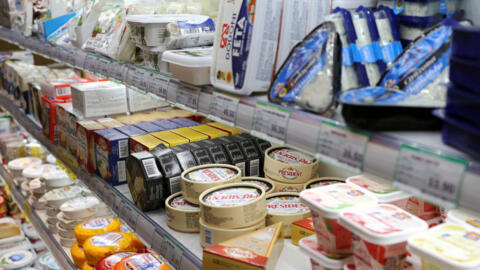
[113,253,171,270]
[83,232,138,265]
[0,217,20,239]
[60,196,100,219]
[0,250,35,269]
[43,186,82,208]
[74,218,122,247]
[8,157,42,180]
[94,252,135,270]
[71,242,86,268]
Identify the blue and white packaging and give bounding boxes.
[94,128,129,185]
[375,6,403,65]
[152,119,182,130]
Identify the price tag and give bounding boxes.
[95,57,112,77]
[393,145,468,208]
[111,193,122,214]
[6,175,13,187]
[48,46,59,59]
[74,50,88,69]
[316,120,370,173]
[146,72,170,100]
[136,216,155,242]
[176,84,200,113]
[64,48,76,67]
[84,54,98,74]
[110,63,128,83]
[23,201,32,216]
[151,229,164,252]
[208,91,239,126]
[161,235,183,268]
[121,204,139,229]
[130,67,148,91]
[251,102,290,145]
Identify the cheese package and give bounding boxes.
[94,128,129,185]
[200,218,265,248]
[194,140,230,165]
[241,177,275,195]
[203,223,284,270]
[82,262,94,270]
[166,192,200,232]
[41,97,71,142]
[96,118,123,129]
[22,164,57,180]
[126,151,164,211]
[43,186,83,208]
[151,131,189,147]
[42,169,73,188]
[181,164,242,204]
[71,81,128,118]
[0,217,21,239]
[76,120,105,173]
[94,252,135,270]
[134,122,165,133]
[299,235,353,270]
[129,134,166,153]
[446,207,480,233]
[268,177,304,193]
[8,157,42,180]
[115,125,147,138]
[199,183,267,228]
[83,232,138,265]
[264,146,319,184]
[170,118,200,127]
[74,218,121,247]
[190,124,228,139]
[225,135,262,177]
[41,77,91,100]
[151,147,182,197]
[266,193,311,238]
[238,133,272,177]
[212,137,247,176]
[0,250,35,269]
[291,218,315,246]
[113,253,171,270]
[170,127,209,142]
[152,120,182,130]
[186,142,215,165]
[170,145,198,172]
[60,196,99,219]
[71,242,86,267]
[207,122,243,135]
[304,177,345,190]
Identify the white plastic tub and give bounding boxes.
[7,157,42,181]
[162,47,212,85]
[446,207,480,232]
[299,235,353,270]
[211,0,282,95]
[339,204,428,269]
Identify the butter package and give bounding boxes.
[207,122,243,135]
[190,124,228,139]
[94,128,129,185]
[130,134,166,153]
[291,218,315,246]
[76,120,105,173]
[115,125,147,138]
[211,0,283,95]
[134,122,165,133]
[41,96,71,142]
[151,147,182,197]
[170,118,200,127]
[151,131,189,147]
[41,77,90,100]
[152,119,182,130]
[170,127,208,142]
[71,81,128,118]
[96,118,123,129]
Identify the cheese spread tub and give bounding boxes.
[94,252,135,270]
[211,0,282,95]
[0,250,35,269]
[300,183,378,255]
[241,177,275,195]
[266,192,311,238]
[8,157,42,180]
[446,208,480,233]
[199,183,267,229]
[407,224,480,270]
[60,196,100,219]
[74,218,122,247]
[199,217,265,248]
[181,164,241,204]
[83,232,138,266]
[304,177,345,190]
[113,253,171,270]
[57,212,95,230]
[43,186,82,208]
[165,192,200,232]
[22,164,57,180]
[299,235,353,270]
[42,169,74,189]
[264,146,319,184]
[71,242,86,267]
[339,204,428,270]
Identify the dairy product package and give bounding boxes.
[127,88,168,113]
[269,22,340,114]
[162,47,212,85]
[374,6,403,66]
[138,45,168,73]
[71,81,128,118]
[211,0,282,95]
[378,0,444,28]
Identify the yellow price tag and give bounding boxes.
[6,176,12,187]
[21,210,30,223]
[23,201,32,216]
[4,184,10,195]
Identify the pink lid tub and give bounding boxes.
[300,235,353,270]
[300,183,378,255]
[339,204,428,270]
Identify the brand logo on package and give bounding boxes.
[220,24,229,48]
[224,247,256,259]
[278,167,302,179]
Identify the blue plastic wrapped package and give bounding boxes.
[374,6,403,65]
[378,0,444,28]
[269,22,341,114]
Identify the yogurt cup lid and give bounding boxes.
[408,224,480,269]
[202,186,261,207]
[8,157,42,171]
[339,204,428,245]
[299,183,378,219]
[269,148,315,165]
[22,164,57,179]
[186,167,236,182]
[60,196,99,212]
[267,194,310,215]
[299,235,353,269]
[0,250,35,269]
[169,194,199,211]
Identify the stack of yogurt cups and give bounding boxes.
[299,181,431,270]
[20,163,59,200]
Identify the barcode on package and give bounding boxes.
[56,87,70,97]
[204,228,213,246]
[118,140,128,158]
[142,158,161,178]
[118,160,126,183]
[170,176,181,194]
[249,159,260,176]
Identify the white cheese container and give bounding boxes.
[162,47,212,85]
[22,164,58,181]
[42,170,73,189]
[211,0,282,95]
[60,196,99,219]
[8,157,42,181]
[46,154,56,164]
[57,212,94,231]
[0,250,35,269]
[43,186,82,208]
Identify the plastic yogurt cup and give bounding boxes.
[346,175,410,210]
[446,207,480,233]
[407,224,480,270]
[299,235,353,270]
[339,204,428,269]
[300,183,378,254]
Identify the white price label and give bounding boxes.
[136,216,155,242]
[176,84,200,113]
[74,50,88,69]
[110,63,128,82]
[96,57,112,77]
[64,49,76,67]
[130,67,148,90]
[208,91,239,126]
[251,102,290,145]
[146,72,170,100]
[316,120,370,173]
[111,193,122,214]
[48,46,58,59]
[393,145,468,208]
[121,204,139,229]
[160,235,183,268]
[84,54,98,74]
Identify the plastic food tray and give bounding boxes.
[452,24,480,61]
[446,84,480,126]
[450,56,480,93]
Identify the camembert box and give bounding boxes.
[203,222,284,270]
[130,134,166,153]
[291,218,314,246]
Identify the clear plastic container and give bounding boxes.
[138,45,168,73]
[408,224,480,270]
[162,47,212,85]
[299,183,378,255]
[299,235,353,270]
[339,204,428,269]
[446,207,480,233]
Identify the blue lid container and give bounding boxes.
[446,84,480,126]
[450,56,480,93]
[398,14,444,28]
[452,24,480,61]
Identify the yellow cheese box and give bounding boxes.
[170,127,208,142]
[207,122,243,135]
[151,131,189,147]
[114,115,139,125]
[96,118,123,129]
[291,218,315,246]
[203,222,284,270]
[129,134,166,153]
[190,124,228,139]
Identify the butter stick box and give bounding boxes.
[130,134,166,153]
[76,120,105,173]
[291,218,315,246]
[152,119,182,130]
[94,128,129,185]
[134,122,165,133]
